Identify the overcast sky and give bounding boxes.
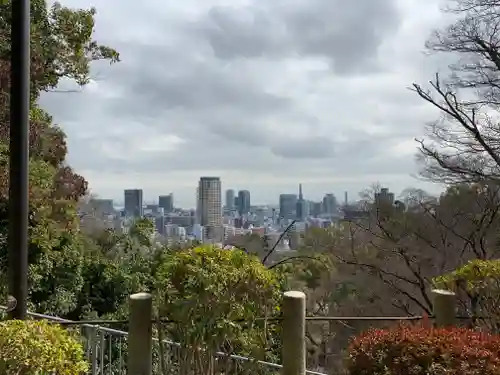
[39,0,455,207]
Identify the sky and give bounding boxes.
[39,0,457,207]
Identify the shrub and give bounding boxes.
[346,323,500,375]
[155,246,282,373]
[433,259,500,330]
[0,319,88,374]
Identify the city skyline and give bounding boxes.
[38,0,450,207]
[92,178,444,209]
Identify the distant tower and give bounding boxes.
[197,177,222,241]
[124,189,143,218]
[280,194,297,221]
[296,183,307,221]
[237,190,251,215]
[225,189,235,210]
[159,193,174,213]
[322,193,336,215]
[344,191,348,206]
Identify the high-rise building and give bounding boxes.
[155,215,166,235]
[195,187,202,225]
[197,177,222,241]
[311,201,322,217]
[375,188,395,206]
[88,198,114,215]
[287,224,300,250]
[322,193,336,215]
[124,189,143,218]
[296,184,308,221]
[225,189,235,210]
[279,194,297,220]
[159,194,174,213]
[237,190,251,215]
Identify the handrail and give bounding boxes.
[3,307,327,375]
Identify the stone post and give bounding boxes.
[282,291,306,375]
[127,292,153,375]
[432,289,457,327]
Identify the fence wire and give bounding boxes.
[6,307,480,375]
[22,310,328,375]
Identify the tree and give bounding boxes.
[413,0,500,184]
[294,181,500,371]
[128,217,156,247]
[317,0,500,326]
[408,0,500,332]
[434,259,500,331]
[155,246,283,375]
[0,1,118,206]
[0,0,119,316]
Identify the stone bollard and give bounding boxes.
[127,292,153,375]
[431,289,457,328]
[282,291,306,375]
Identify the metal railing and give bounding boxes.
[27,311,128,375]
[9,288,461,375]
[26,310,328,375]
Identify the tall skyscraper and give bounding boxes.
[159,194,174,213]
[237,190,251,215]
[296,183,307,221]
[195,187,200,223]
[279,194,297,220]
[225,189,235,210]
[88,198,114,215]
[124,189,143,218]
[375,188,395,206]
[197,177,222,240]
[322,193,337,215]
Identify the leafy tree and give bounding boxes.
[155,246,282,374]
[67,250,154,320]
[0,0,118,316]
[434,258,500,331]
[129,217,156,247]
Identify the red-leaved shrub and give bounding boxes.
[346,324,500,375]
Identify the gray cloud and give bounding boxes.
[195,0,400,74]
[38,0,450,205]
[271,137,335,159]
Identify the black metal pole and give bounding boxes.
[8,0,30,320]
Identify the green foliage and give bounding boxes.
[280,253,332,290]
[0,0,119,92]
[69,250,155,320]
[129,217,156,247]
[155,246,282,370]
[0,142,88,315]
[433,259,500,292]
[0,0,121,319]
[433,259,500,331]
[347,324,500,375]
[0,320,88,374]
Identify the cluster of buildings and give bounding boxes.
[80,176,396,249]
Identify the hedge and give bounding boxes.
[0,319,88,374]
[347,323,500,375]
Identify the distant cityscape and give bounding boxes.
[80,176,396,249]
